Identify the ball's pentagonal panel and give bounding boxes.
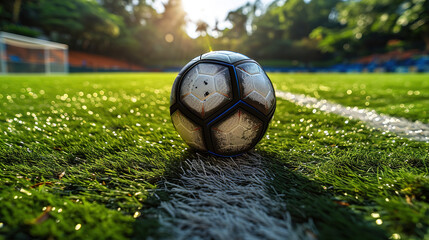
[201,51,249,64]
[180,63,232,118]
[211,109,263,155]
[171,110,206,151]
[237,62,275,115]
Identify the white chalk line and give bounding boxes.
[157,153,317,240]
[276,91,429,143]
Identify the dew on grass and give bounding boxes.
[391,233,401,239]
[0,222,4,228]
[375,219,383,225]
[371,212,380,218]
[19,188,32,196]
[75,224,82,230]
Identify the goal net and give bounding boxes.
[0,32,68,74]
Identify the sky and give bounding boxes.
[153,0,275,38]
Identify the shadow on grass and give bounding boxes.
[0,146,388,239]
[131,150,198,239]
[138,149,387,240]
[261,151,388,240]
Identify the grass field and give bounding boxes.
[0,73,428,240]
[272,74,429,123]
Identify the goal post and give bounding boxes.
[0,32,68,74]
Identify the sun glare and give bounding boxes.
[182,0,217,38]
[165,33,174,43]
[150,0,273,38]
[182,0,251,38]
[181,0,273,38]
[182,0,209,23]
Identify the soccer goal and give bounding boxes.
[0,32,68,74]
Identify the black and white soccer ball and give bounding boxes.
[170,51,276,157]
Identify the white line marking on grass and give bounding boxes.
[276,91,429,142]
[158,153,317,240]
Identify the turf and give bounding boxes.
[271,73,429,123]
[0,73,183,239]
[0,73,428,239]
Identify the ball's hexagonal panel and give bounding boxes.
[180,63,232,118]
[171,110,206,151]
[236,62,275,115]
[201,51,249,64]
[211,109,263,155]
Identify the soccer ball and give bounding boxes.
[170,51,276,157]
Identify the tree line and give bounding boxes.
[1,0,428,66]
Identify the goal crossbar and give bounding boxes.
[0,31,68,74]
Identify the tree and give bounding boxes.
[98,0,162,63]
[195,20,209,37]
[242,0,339,62]
[100,0,157,27]
[225,6,249,38]
[311,0,429,57]
[22,0,121,49]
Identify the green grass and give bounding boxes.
[261,99,428,239]
[271,73,429,123]
[0,73,183,239]
[0,73,428,239]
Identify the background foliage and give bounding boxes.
[0,0,428,65]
